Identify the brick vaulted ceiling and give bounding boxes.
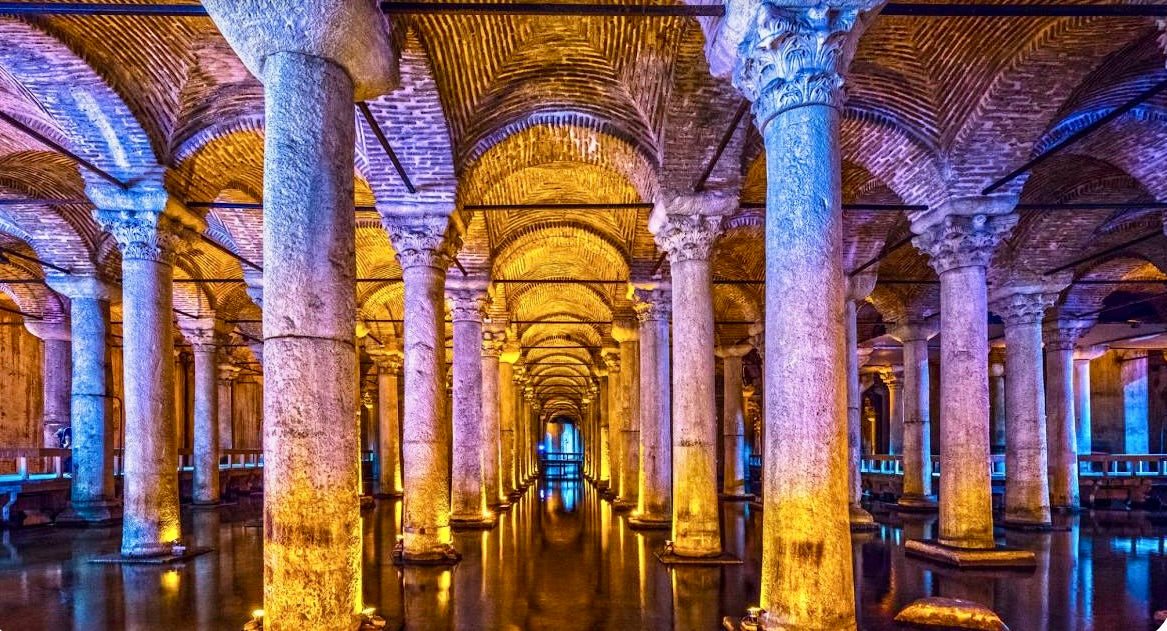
[0,1,1166,404]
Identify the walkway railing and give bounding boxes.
[858,453,1167,479]
[539,452,583,480]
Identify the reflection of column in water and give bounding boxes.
[672,567,720,631]
[725,503,746,557]
[1048,518,1080,628]
[70,530,110,631]
[454,531,483,631]
[190,509,221,630]
[899,516,934,601]
[122,564,180,631]
[1000,531,1049,631]
[936,569,994,610]
[402,566,453,631]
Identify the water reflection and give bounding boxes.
[0,489,1164,629]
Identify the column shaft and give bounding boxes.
[216,369,235,452]
[482,342,502,506]
[720,352,747,497]
[1002,316,1051,527]
[936,265,994,547]
[615,331,640,508]
[375,363,402,496]
[1045,343,1079,509]
[604,354,622,497]
[669,253,719,556]
[499,360,516,497]
[449,287,488,525]
[898,336,934,507]
[42,337,72,447]
[191,343,220,504]
[67,294,116,517]
[1073,358,1092,455]
[634,291,671,524]
[261,50,361,626]
[598,375,611,487]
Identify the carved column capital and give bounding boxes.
[649,191,735,263]
[90,183,203,265]
[911,199,1018,275]
[611,318,639,343]
[602,347,621,373]
[1042,319,1094,351]
[381,212,462,271]
[445,278,489,323]
[46,274,117,302]
[990,291,1057,328]
[631,280,671,322]
[178,317,224,353]
[730,2,880,129]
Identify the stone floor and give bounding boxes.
[1,481,1165,630]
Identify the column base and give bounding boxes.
[450,514,496,531]
[1000,519,1054,532]
[895,494,939,512]
[894,597,1009,631]
[359,496,375,510]
[190,500,229,510]
[718,492,756,502]
[490,500,512,511]
[611,498,636,512]
[506,489,523,501]
[627,514,671,530]
[656,549,742,566]
[1051,504,1083,514]
[373,491,403,499]
[92,546,212,565]
[393,544,462,567]
[905,539,1036,570]
[55,501,122,527]
[849,504,879,531]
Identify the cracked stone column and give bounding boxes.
[601,349,622,498]
[631,282,671,527]
[499,343,520,499]
[482,327,504,508]
[201,1,396,624]
[611,319,640,510]
[178,317,223,505]
[910,197,1021,558]
[47,275,118,523]
[1074,346,1106,455]
[846,274,877,529]
[217,364,239,452]
[371,349,403,497]
[722,2,880,623]
[383,211,461,562]
[25,320,71,448]
[649,191,731,558]
[990,280,1059,528]
[447,279,493,528]
[716,344,751,499]
[93,184,201,558]
[1044,321,1090,510]
[890,322,938,511]
[989,348,1007,453]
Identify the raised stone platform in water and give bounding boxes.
[90,546,212,565]
[894,597,1009,630]
[905,539,1036,570]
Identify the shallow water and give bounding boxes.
[1,480,1164,630]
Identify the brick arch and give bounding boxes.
[0,18,159,179]
[492,223,630,282]
[0,232,67,323]
[840,113,947,206]
[1062,256,1166,318]
[507,282,613,323]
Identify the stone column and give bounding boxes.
[25,320,71,447]
[1044,321,1089,511]
[885,371,903,455]
[1073,346,1106,455]
[499,344,520,499]
[93,185,201,558]
[719,3,884,621]
[631,282,671,527]
[1118,351,1150,453]
[909,198,1029,566]
[601,349,622,499]
[201,2,394,619]
[846,275,877,529]
[989,349,1007,453]
[890,322,938,511]
[716,344,751,499]
[596,368,611,489]
[649,192,730,559]
[179,318,223,505]
[611,319,640,510]
[383,212,461,562]
[990,282,1057,529]
[47,275,117,523]
[482,328,504,508]
[447,279,493,528]
[217,364,239,452]
[372,350,403,497]
[586,382,600,482]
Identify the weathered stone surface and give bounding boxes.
[632,282,671,526]
[894,597,1010,631]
